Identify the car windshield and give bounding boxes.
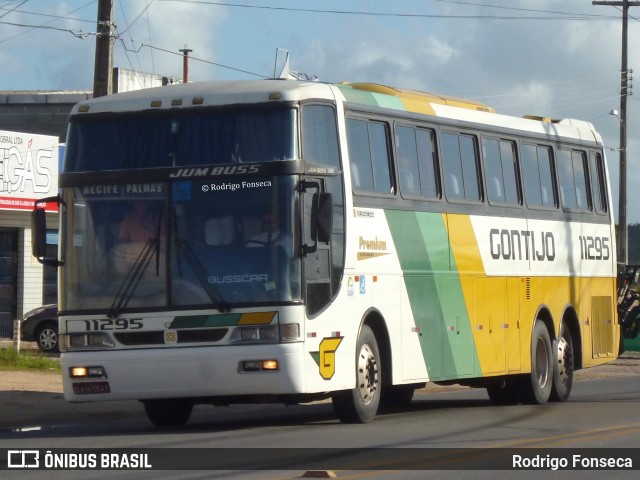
[60,176,301,313]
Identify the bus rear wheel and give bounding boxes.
[520,320,553,405]
[550,325,574,402]
[332,325,381,423]
[143,399,193,427]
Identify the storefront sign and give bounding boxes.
[0,130,59,212]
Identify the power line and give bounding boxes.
[0,19,94,38]
[118,0,155,35]
[0,4,95,25]
[158,0,618,20]
[430,0,609,18]
[122,42,270,78]
[0,0,26,20]
[0,0,97,44]
[144,0,156,75]
[445,72,620,98]
[117,0,145,75]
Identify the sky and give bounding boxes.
[1,0,640,222]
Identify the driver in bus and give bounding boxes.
[113,200,164,274]
[246,211,292,257]
[119,200,159,244]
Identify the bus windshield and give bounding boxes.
[61,175,300,313]
[64,108,297,172]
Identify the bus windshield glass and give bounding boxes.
[61,176,300,313]
[64,107,297,171]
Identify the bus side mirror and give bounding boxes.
[31,196,63,267]
[316,193,333,243]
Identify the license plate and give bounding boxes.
[72,381,111,395]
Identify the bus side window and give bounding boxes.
[442,131,480,202]
[537,146,556,208]
[346,118,375,191]
[442,132,463,201]
[500,140,521,205]
[557,149,590,212]
[589,151,608,214]
[522,143,557,209]
[369,122,393,194]
[557,149,577,210]
[301,104,340,168]
[482,137,520,206]
[572,150,590,211]
[346,117,393,195]
[396,125,421,197]
[482,137,505,204]
[416,128,439,199]
[396,124,439,199]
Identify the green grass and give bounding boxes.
[0,347,60,372]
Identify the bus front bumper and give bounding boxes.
[60,343,306,402]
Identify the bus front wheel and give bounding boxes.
[143,399,193,427]
[332,325,381,423]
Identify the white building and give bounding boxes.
[0,130,59,337]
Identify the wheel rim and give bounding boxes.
[39,328,57,350]
[356,343,378,405]
[556,336,573,385]
[535,336,550,388]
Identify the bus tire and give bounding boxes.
[520,320,553,405]
[550,325,574,402]
[143,399,193,427]
[332,325,381,423]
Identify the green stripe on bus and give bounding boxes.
[369,92,407,111]
[336,84,406,111]
[385,210,480,380]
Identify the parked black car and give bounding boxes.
[20,305,58,353]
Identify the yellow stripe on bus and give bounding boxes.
[238,312,277,325]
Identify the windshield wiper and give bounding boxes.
[108,209,164,318]
[175,239,230,313]
[108,238,158,318]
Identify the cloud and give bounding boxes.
[3,0,640,222]
[119,2,228,81]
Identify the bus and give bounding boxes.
[32,79,619,426]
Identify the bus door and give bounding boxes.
[301,177,333,316]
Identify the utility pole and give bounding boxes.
[593,1,639,265]
[179,46,193,83]
[93,0,115,98]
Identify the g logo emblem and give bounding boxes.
[319,337,343,380]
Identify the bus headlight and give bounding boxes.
[280,323,300,342]
[232,325,278,343]
[230,324,299,343]
[240,327,259,341]
[67,333,115,350]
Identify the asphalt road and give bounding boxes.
[1,352,639,479]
